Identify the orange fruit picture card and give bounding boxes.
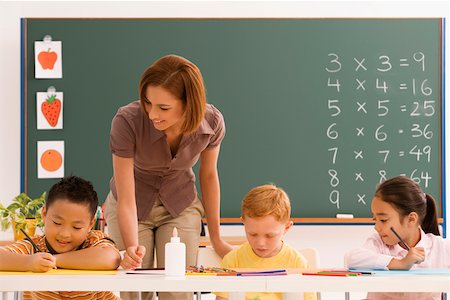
[37,141,64,179]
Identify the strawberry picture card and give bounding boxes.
[35,40,62,78]
[37,141,64,179]
[37,91,63,129]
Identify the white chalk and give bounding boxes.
[336,213,354,219]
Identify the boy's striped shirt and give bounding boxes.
[1,230,120,300]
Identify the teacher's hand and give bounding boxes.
[211,238,233,258]
[121,245,146,270]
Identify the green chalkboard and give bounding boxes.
[23,19,443,220]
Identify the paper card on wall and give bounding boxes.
[36,92,63,129]
[37,141,64,179]
[34,41,62,78]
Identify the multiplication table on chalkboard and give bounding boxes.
[324,49,440,213]
[23,18,443,220]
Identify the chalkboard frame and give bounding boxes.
[20,18,445,225]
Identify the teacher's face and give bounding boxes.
[144,85,185,134]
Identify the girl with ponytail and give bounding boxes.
[105,55,232,300]
[345,176,449,300]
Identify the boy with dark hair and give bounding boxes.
[0,176,121,299]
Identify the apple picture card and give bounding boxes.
[37,91,63,129]
[37,141,64,179]
[35,40,62,78]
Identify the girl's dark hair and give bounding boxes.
[46,176,98,218]
[375,176,440,235]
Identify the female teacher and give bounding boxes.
[104,54,232,299]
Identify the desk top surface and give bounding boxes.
[1,269,449,293]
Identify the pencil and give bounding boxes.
[390,227,410,250]
[20,228,42,253]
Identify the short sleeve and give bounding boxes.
[295,252,309,268]
[110,112,136,158]
[207,105,225,149]
[0,240,33,254]
[83,230,119,253]
[220,251,236,269]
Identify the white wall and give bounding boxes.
[0,2,448,295]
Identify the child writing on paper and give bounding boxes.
[0,176,121,300]
[345,176,450,300]
[215,184,316,300]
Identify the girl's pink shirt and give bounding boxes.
[345,228,450,300]
[345,228,450,269]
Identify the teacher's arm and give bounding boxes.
[113,154,146,269]
[199,146,233,258]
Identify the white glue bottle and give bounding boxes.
[165,227,186,277]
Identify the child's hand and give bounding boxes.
[401,247,425,269]
[121,245,146,270]
[28,252,56,272]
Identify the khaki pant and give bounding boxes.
[104,192,204,300]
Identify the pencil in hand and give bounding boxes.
[20,228,57,269]
[20,228,42,253]
[390,227,410,250]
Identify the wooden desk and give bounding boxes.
[0,271,263,300]
[1,270,448,300]
[267,273,450,293]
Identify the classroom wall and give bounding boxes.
[0,0,449,279]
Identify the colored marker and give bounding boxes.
[390,227,410,250]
